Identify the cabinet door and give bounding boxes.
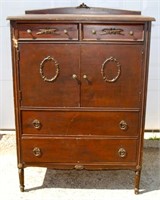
[19,43,80,107]
[81,44,142,108]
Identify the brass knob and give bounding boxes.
[83,74,91,84]
[64,29,68,34]
[32,119,41,129]
[33,147,42,157]
[119,120,128,131]
[27,29,32,34]
[129,31,134,36]
[118,148,127,158]
[27,29,35,39]
[83,74,87,79]
[92,30,96,35]
[72,74,80,84]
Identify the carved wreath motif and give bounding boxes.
[101,56,121,83]
[40,56,60,82]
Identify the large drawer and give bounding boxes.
[22,111,139,136]
[82,24,144,41]
[21,137,137,163]
[18,23,78,40]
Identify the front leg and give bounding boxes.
[134,167,141,194]
[18,163,25,192]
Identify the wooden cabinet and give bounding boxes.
[8,4,155,194]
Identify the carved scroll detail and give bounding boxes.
[76,3,90,9]
[36,28,59,35]
[100,28,124,35]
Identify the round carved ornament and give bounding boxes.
[40,56,60,82]
[101,56,121,83]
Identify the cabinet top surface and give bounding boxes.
[7,14,155,22]
[7,4,155,22]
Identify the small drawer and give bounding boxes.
[21,137,137,163]
[22,110,139,136]
[18,23,78,40]
[82,24,144,41]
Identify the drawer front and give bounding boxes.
[22,111,139,136]
[18,23,78,40]
[82,24,144,41]
[21,138,137,163]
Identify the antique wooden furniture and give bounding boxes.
[8,4,155,194]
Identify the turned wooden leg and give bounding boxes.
[18,164,25,192]
[134,169,141,194]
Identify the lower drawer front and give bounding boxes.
[21,138,137,163]
[22,111,139,136]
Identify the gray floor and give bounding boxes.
[0,134,160,200]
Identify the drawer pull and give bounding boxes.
[72,74,80,84]
[64,29,68,35]
[100,28,124,35]
[101,56,121,83]
[32,119,41,129]
[83,74,91,84]
[27,29,35,39]
[74,164,84,170]
[119,120,128,131]
[92,30,96,35]
[36,28,58,35]
[40,56,60,82]
[118,148,127,158]
[129,31,134,36]
[33,147,42,157]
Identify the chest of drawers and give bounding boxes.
[8,4,155,194]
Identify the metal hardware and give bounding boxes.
[40,56,60,82]
[129,31,134,36]
[12,37,18,49]
[76,3,90,9]
[92,30,96,35]
[101,56,121,83]
[119,120,128,131]
[72,74,80,84]
[32,119,41,129]
[100,28,124,35]
[83,74,91,84]
[36,28,59,35]
[74,164,84,170]
[64,29,68,34]
[33,147,42,157]
[27,29,35,39]
[118,148,127,158]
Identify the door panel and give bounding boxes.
[19,43,80,107]
[81,44,142,108]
